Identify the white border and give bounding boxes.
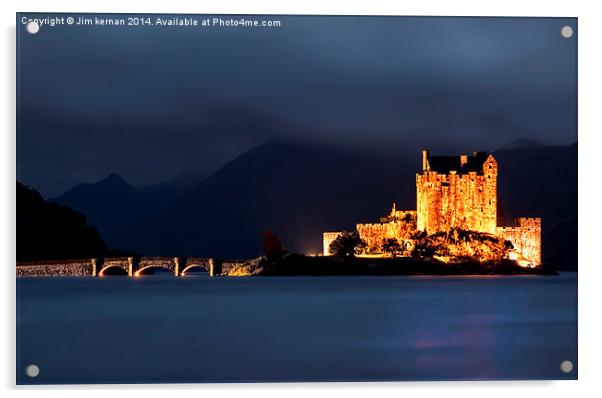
[3,1,601,397]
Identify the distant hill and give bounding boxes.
[50,172,206,249]
[496,138,548,151]
[49,173,148,248]
[48,139,578,270]
[118,139,418,257]
[17,182,108,261]
[139,171,206,197]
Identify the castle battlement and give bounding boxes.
[515,217,542,227]
[357,223,387,228]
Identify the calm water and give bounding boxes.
[16,273,578,384]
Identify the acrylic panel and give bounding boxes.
[16,13,578,384]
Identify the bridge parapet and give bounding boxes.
[17,256,252,277]
[16,259,96,277]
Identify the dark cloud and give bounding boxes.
[17,14,577,196]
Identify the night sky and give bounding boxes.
[17,14,577,197]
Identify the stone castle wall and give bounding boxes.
[323,232,342,256]
[356,217,416,254]
[496,218,542,266]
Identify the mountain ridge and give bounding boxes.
[48,138,577,270]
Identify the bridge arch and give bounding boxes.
[97,257,133,276]
[133,257,180,276]
[134,265,175,276]
[92,256,222,277]
[98,265,129,276]
[179,264,208,275]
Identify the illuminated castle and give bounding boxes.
[323,150,542,266]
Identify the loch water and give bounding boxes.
[17,273,577,384]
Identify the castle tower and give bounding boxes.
[416,150,498,235]
[481,153,498,234]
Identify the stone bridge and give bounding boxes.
[16,257,242,277]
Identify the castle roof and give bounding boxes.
[427,151,491,174]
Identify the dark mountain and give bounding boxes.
[118,139,419,257]
[496,138,548,151]
[51,173,140,208]
[49,173,148,248]
[139,171,206,197]
[17,182,108,261]
[48,139,577,270]
[50,172,207,249]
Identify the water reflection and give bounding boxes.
[16,273,577,384]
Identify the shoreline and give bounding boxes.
[224,255,559,277]
[15,254,560,277]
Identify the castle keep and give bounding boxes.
[417,150,497,235]
[323,150,542,266]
